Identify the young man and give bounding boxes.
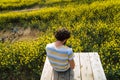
[45,28,75,72]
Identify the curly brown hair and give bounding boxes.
[55,28,70,41]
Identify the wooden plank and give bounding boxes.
[70,53,81,80]
[89,52,107,80]
[41,53,106,80]
[40,57,53,80]
[79,53,94,80]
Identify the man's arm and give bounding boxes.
[69,59,75,69]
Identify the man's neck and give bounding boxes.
[55,41,64,47]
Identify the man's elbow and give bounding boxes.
[69,59,75,69]
[70,64,75,69]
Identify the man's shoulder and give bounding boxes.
[63,45,72,50]
[63,45,73,55]
[46,43,54,48]
[61,46,72,54]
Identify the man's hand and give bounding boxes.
[69,59,75,69]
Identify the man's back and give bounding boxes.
[46,42,74,72]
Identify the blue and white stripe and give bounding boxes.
[45,42,74,72]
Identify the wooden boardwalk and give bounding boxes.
[40,52,106,80]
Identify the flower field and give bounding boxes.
[0,0,40,11]
[0,0,120,80]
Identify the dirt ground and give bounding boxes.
[0,27,41,43]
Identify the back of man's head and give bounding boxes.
[55,28,70,41]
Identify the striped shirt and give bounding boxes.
[45,42,74,72]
